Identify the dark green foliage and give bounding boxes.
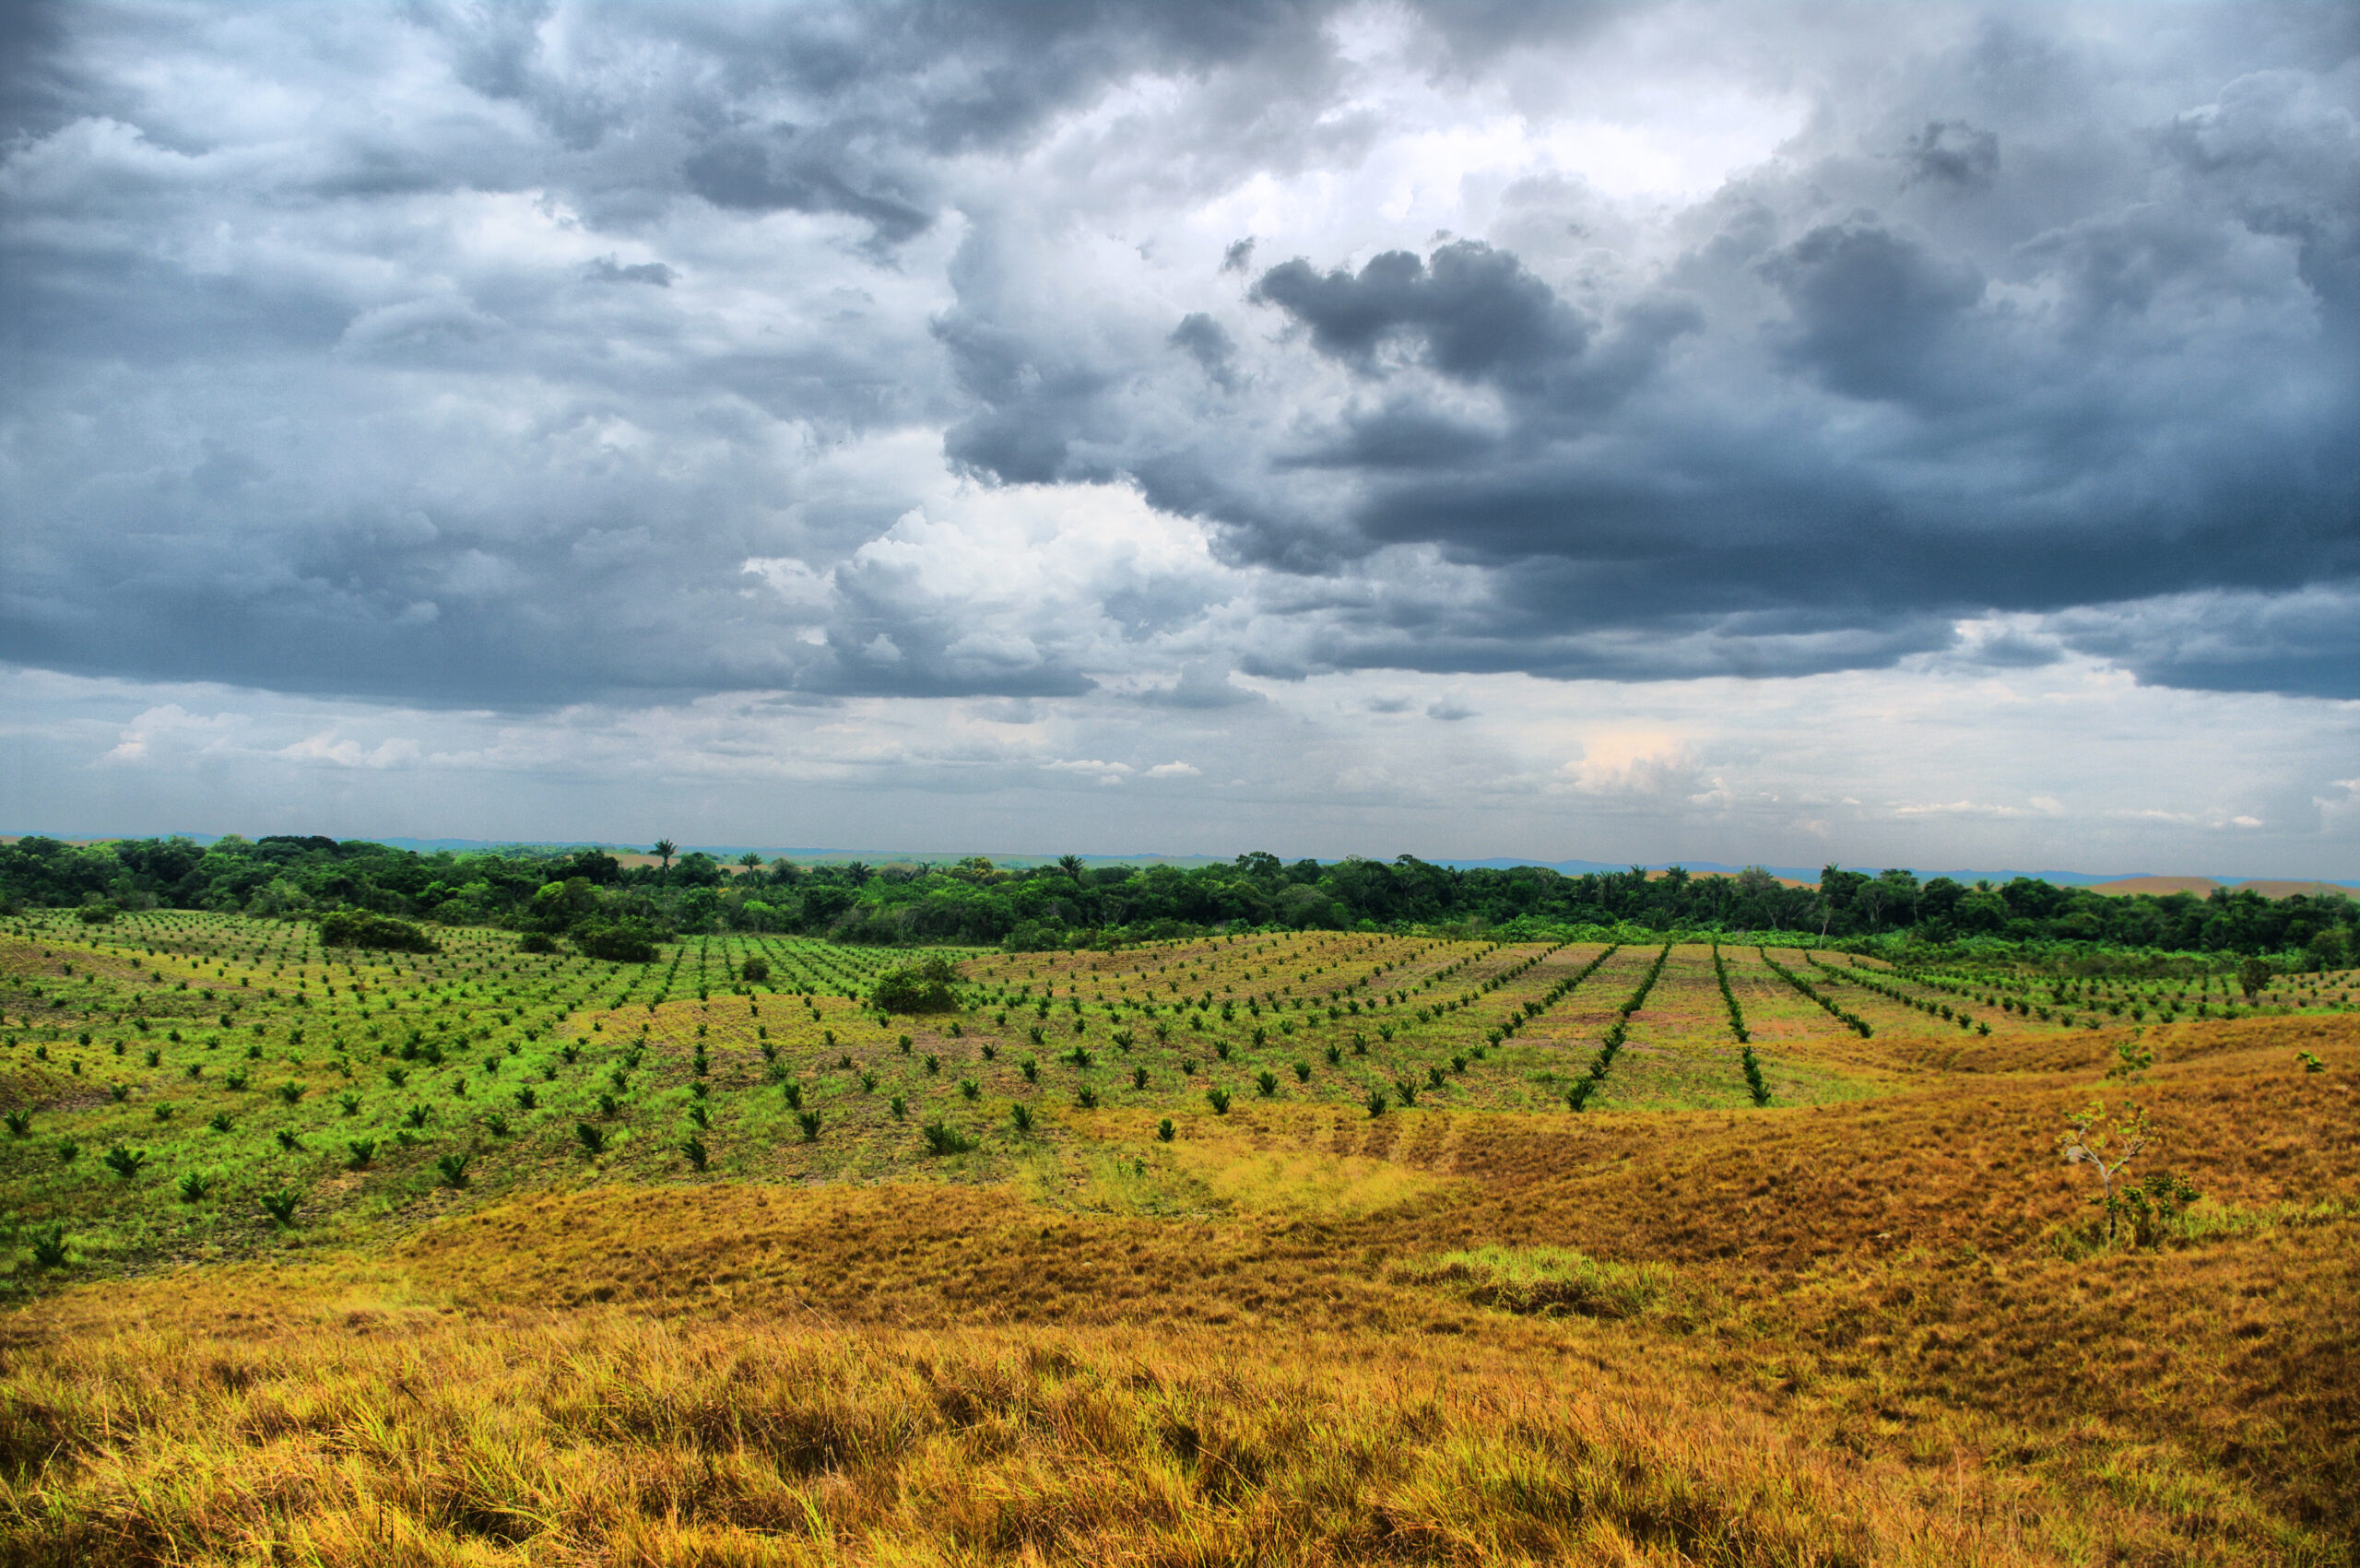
[890,1094,907,1121]
[682,1134,710,1170]
[1157,1117,1175,1142]
[920,1119,974,1156]
[1206,1086,1231,1114]
[1011,1103,1033,1134]
[1256,1069,1279,1097]
[1076,1086,1099,1110]
[797,1108,822,1141]
[575,1122,608,1156]
[436,1152,470,1187]
[276,1128,303,1151]
[481,1112,511,1137]
[347,1139,376,1169]
[258,1189,301,1226]
[1325,1043,1341,1066]
[515,1086,537,1110]
[319,910,439,953]
[1134,1066,1150,1090]
[1364,1089,1387,1117]
[277,1080,303,1105]
[739,956,770,983]
[54,1138,79,1164]
[575,920,661,962]
[30,1226,69,1268]
[403,1103,431,1128]
[102,1143,147,1180]
[1395,1079,1419,1108]
[3,1109,29,1138]
[960,1077,981,1101]
[1740,1046,1771,1106]
[177,1172,211,1202]
[871,956,961,1013]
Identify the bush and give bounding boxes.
[575,920,661,962]
[320,909,439,953]
[258,1190,301,1227]
[517,932,558,954]
[739,956,770,983]
[871,957,962,1014]
[921,1119,975,1156]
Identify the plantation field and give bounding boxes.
[3,910,2358,1564]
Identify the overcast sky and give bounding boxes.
[3,1,2356,873]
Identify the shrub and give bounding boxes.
[872,957,962,1014]
[889,1095,907,1121]
[1395,1079,1419,1107]
[54,1138,79,1164]
[1133,1065,1150,1090]
[1020,1056,1039,1083]
[337,1091,360,1116]
[404,1103,431,1129]
[320,910,439,953]
[177,1172,211,1203]
[481,1112,511,1137]
[102,1143,148,1180]
[1206,1086,1231,1114]
[739,956,770,983]
[277,1080,303,1105]
[1740,1046,1771,1107]
[30,1226,69,1268]
[1256,1069,1279,1097]
[575,920,662,962]
[2,1110,28,1138]
[782,1081,805,1110]
[207,1112,233,1134]
[347,1139,376,1170]
[514,1086,537,1110]
[1076,1086,1100,1109]
[518,931,558,954]
[276,1129,304,1152]
[689,1102,710,1129]
[858,1069,879,1092]
[1565,1079,1595,1112]
[575,1122,608,1156]
[960,1077,981,1102]
[436,1153,471,1188]
[1364,1088,1387,1117]
[920,1119,974,1156]
[1325,1043,1341,1066]
[682,1134,710,1170]
[258,1189,301,1227]
[1011,1103,1033,1133]
[1157,1117,1175,1142]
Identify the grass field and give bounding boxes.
[3,911,2357,1563]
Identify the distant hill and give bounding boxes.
[2087,877,2356,901]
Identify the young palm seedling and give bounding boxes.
[177,1171,212,1203]
[1011,1102,1034,1134]
[797,1109,822,1141]
[1205,1086,1232,1115]
[575,1122,608,1157]
[347,1139,376,1170]
[258,1189,301,1227]
[436,1152,471,1187]
[276,1128,304,1152]
[681,1134,710,1170]
[102,1143,148,1181]
[1256,1069,1279,1097]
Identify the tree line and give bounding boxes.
[0,834,2351,965]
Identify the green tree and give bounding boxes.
[2059,1098,2152,1248]
[651,839,677,885]
[2238,955,2272,1002]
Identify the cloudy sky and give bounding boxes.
[3,0,2356,873]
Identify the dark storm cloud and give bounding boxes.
[3,0,2357,710]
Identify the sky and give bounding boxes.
[2,0,2356,874]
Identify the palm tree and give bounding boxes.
[738,851,764,875]
[1058,854,1086,885]
[652,839,676,885]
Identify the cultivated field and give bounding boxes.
[2,911,2356,1563]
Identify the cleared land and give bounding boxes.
[2,911,2357,1564]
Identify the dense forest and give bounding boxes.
[1,834,2351,965]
